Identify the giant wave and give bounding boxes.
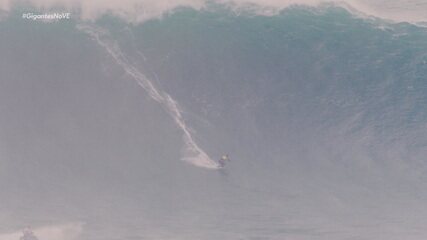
[1,2,427,240]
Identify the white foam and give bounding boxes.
[0,223,83,240]
[2,0,427,23]
[77,24,218,169]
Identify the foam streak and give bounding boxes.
[77,24,218,169]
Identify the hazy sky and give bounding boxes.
[1,0,426,23]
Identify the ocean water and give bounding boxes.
[1,2,427,240]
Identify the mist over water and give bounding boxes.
[1,2,427,240]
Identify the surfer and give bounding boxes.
[20,227,38,240]
[218,154,230,168]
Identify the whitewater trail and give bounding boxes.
[77,24,218,169]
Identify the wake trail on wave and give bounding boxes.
[77,24,219,170]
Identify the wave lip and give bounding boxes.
[2,0,427,24]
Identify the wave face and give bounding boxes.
[76,23,218,169]
[1,4,427,240]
